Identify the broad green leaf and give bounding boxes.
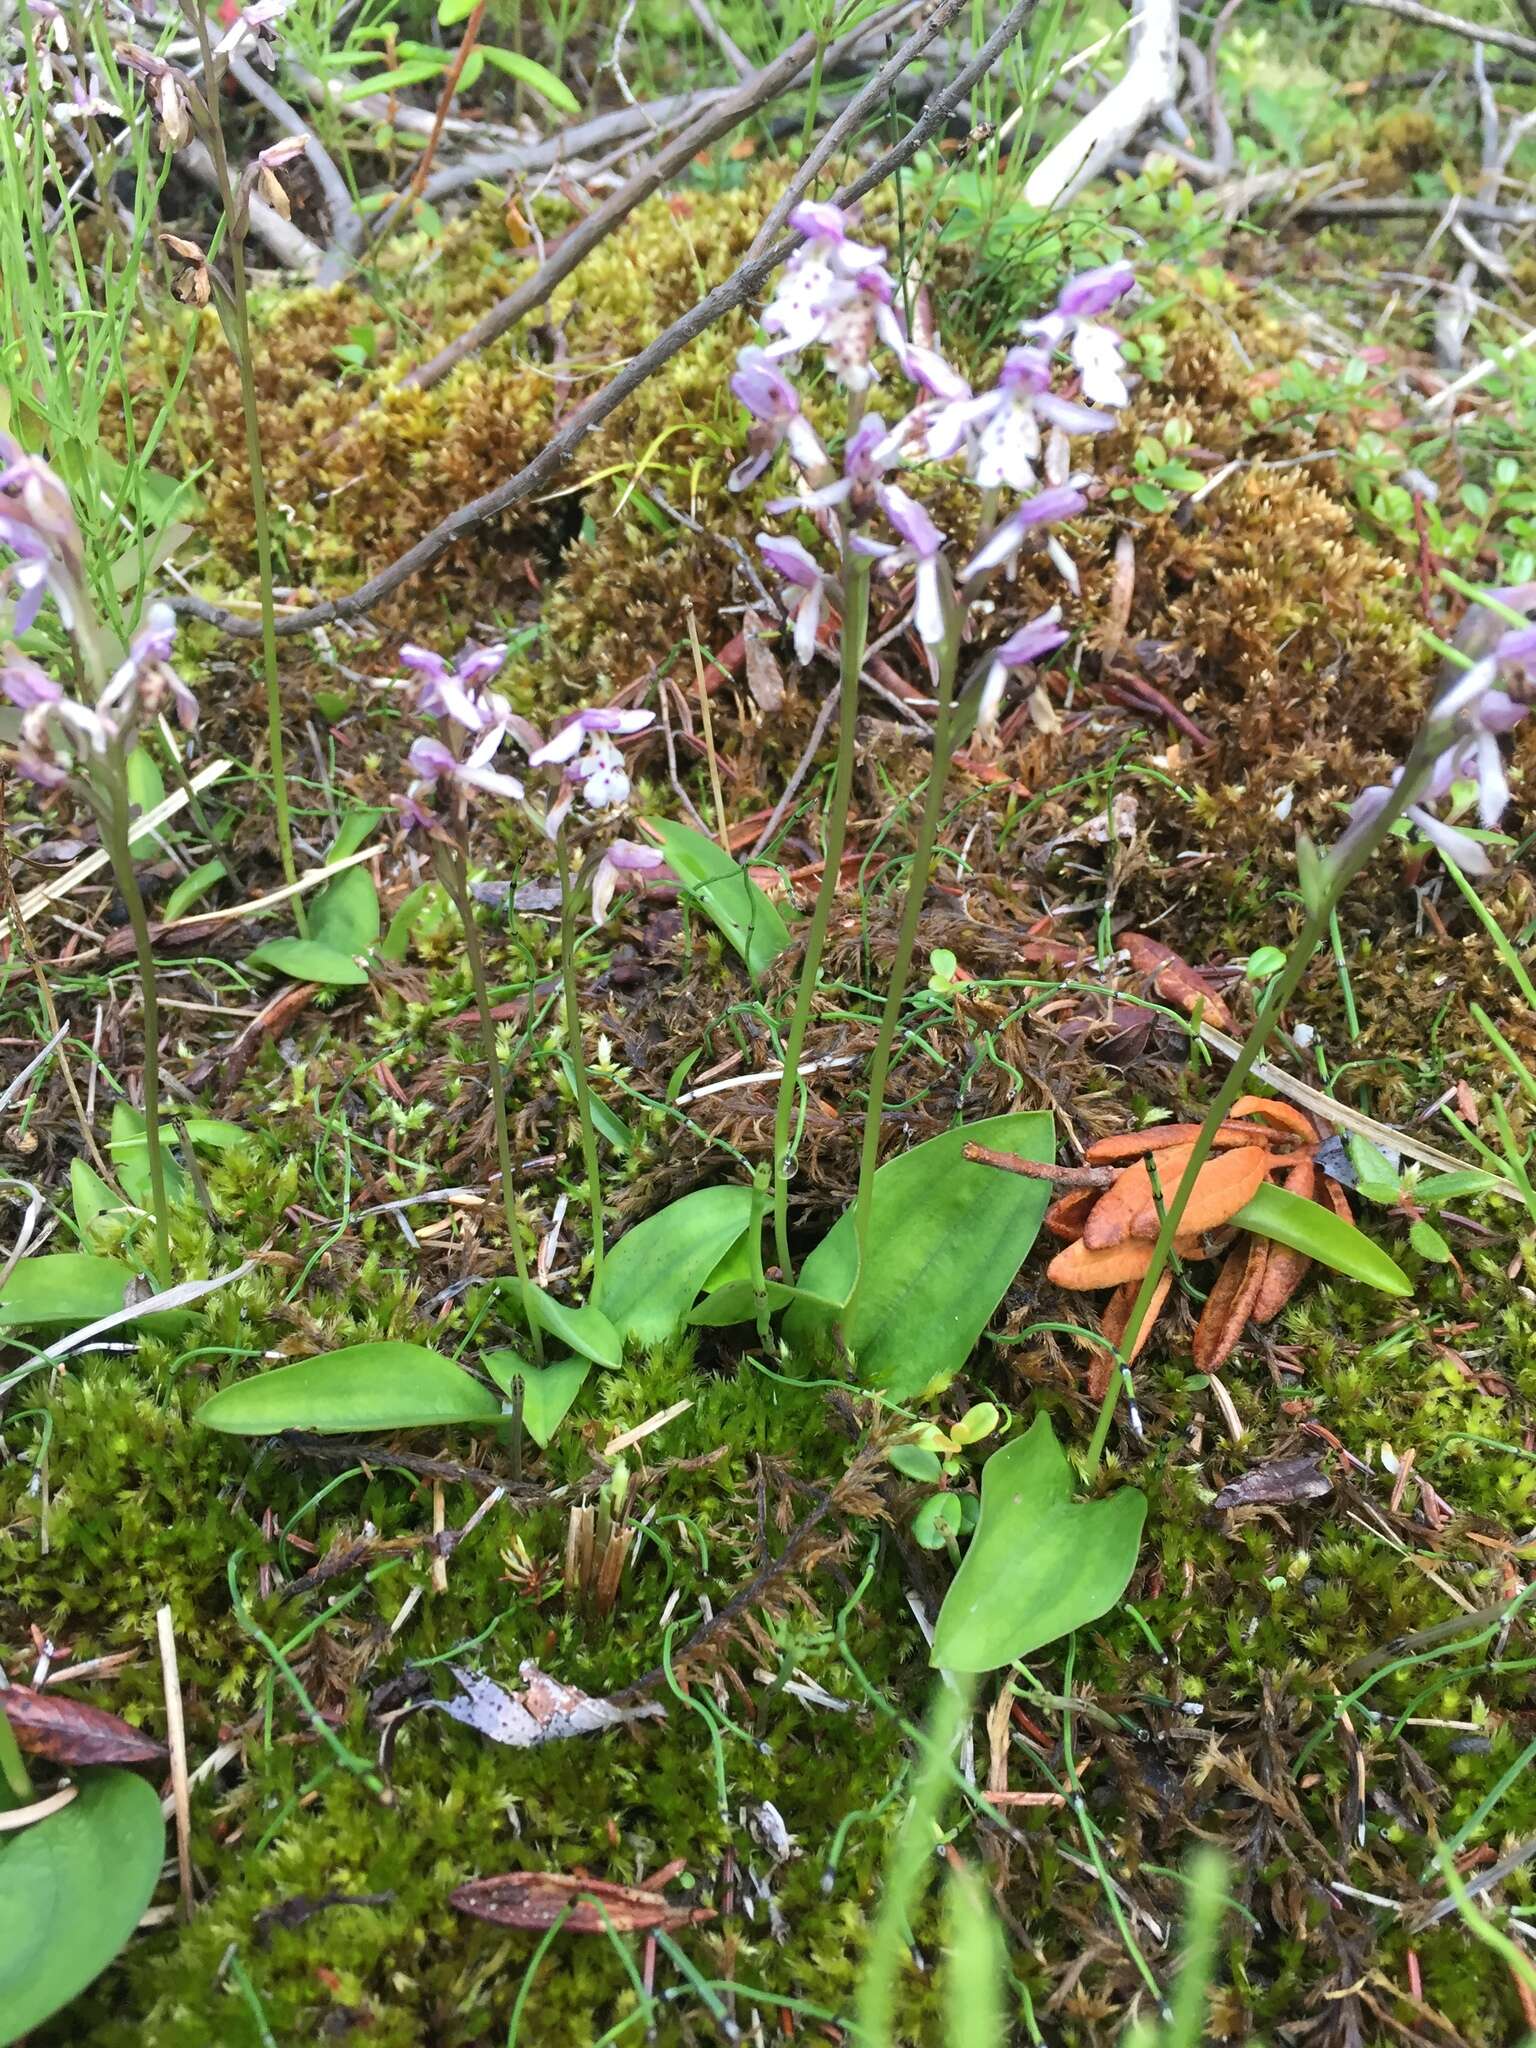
[327,810,387,865]
[198,1342,501,1434]
[889,1443,944,1483]
[477,45,581,113]
[930,1414,1147,1672]
[246,937,371,987]
[515,1283,623,1368]
[125,747,166,858]
[310,863,380,954]
[180,1117,249,1152]
[71,1159,132,1239]
[112,1101,187,1211]
[0,1766,164,2045]
[0,1253,135,1330]
[1232,1183,1413,1296]
[1416,1168,1501,1202]
[641,818,791,980]
[484,1350,591,1448]
[783,1113,1054,1399]
[686,1274,844,1327]
[437,0,476,19]
[458,46,486,88]
[593,1185,755,1347]
[378,881,440,963]
[163,859,226,920]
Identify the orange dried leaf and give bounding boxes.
[1097,1270,1173,1388]
[452,1870,714,1934]
[1230,1095,1317,1146]
[1045,1188,1097,1242]
[1253,1158,1316,1323]
[1193,1236,1269,1373]
[1084,1144,1197,1249]
[1048,1236,1159,1290]
[1128,1145,1275,1242]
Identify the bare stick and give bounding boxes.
[962,1145,1116,1187]
[172,0,1039,642]
[156,1605,195,1918]
[1340,0,1536,58]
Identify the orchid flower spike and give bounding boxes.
[1026,261,1136,410]
[759,202,904,387]
[528,703,655,823]
[927,347,1115,493]
[592,838,667,923]
[757,533,829,667]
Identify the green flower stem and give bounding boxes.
[848,618,963,1310]
[770,549,872,1283]
[187,3,301,924]
[101,764,172,1287]
[434,847,541,1362]
[1082,750,1441,1477]
[556,827,605,1289]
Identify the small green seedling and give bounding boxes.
[889,1403,1001,1553]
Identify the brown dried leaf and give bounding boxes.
[1212,1457,1333,1511]
[1193,1235,1270,1374]
[1044,1187,1098,1242]
[451,1871,715,1934]
[1230,1095,1317,1147]
[1119,931,1234,1031]
[1128,1146,1275,1242]
[1252,1157,1316,1323]
[742,608,786,714]
[0,1684,166,1767]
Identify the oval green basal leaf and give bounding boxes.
[198,1342,501,1434]
[0,1254,136,1331]
[483,1351,591,1448]
[930,1414,1147,1673]
[516,1285,623,1369]
[640,818,791,980]
[245,938,372,987]
[1232,1183,1413,1297]
[783,1112,1055,1400]
[0,1766,164,2046]
[593,1185,756,1347]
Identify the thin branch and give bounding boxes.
[364,0,489,255]
[1339,0,1536,60]
[170,0,1040,642]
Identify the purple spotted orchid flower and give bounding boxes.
[963,483,1089,583]
[728,348,828,491]
[401,640,510,732]
[873,484,948,652]
[926,346,1115,492]
[976,609,1069,744]
[214,0,290,69]
[1342,622,1533,876]
[757,533,829,667]
[407,729,526,809]
[528,702,656,835]
[760,202,906,389]
[4,600,195,787]
[0,434,86,632]
[592,838,667,923]
[1026,261,1136,409]
[104,602,198,731]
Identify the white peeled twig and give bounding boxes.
[15,760,233,923]
[0,1262,257,1400]
[1024,0,1180,207]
